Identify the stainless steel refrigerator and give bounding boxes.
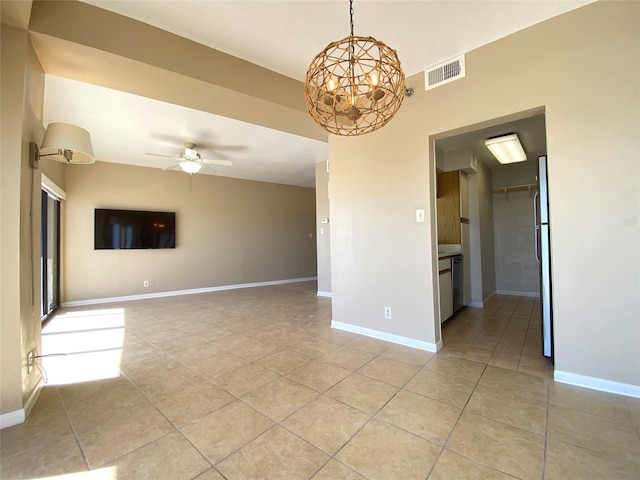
[535,155,553,358]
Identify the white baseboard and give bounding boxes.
[317,291,332,298]
[496,290,540,298]
[331,321,440,353]
[466,291,496,308]
[63,277,318,307]
[554,370,640,399]
[24,378,44,418]
[0,409,25,429]
[0,378,45,429]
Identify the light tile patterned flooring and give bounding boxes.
[2,282,639,479]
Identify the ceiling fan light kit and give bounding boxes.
[304,0,405,136]
[179,161,202,174]
[147,141,233,175]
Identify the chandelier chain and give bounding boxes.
[348,0,355,96]
[350,0,354,37]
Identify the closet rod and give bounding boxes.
[492,183,538,194]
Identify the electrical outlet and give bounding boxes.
[384,307,392,319]
[27,350,35,373]
[143,280,149,288]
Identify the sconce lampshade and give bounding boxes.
[39,122,95,164]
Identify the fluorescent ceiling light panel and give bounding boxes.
[485,133,527,164]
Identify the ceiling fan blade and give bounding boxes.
[202,159,233,166]
[201,163,218,174]
[162,164,181,171]
[145,153,178,159]
[204,144,247,152]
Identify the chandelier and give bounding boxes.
[304,0,405,136]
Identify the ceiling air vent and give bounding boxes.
[424,55,465,91]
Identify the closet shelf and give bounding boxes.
[492,183,537,194]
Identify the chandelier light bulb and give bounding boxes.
[370,71,379,87]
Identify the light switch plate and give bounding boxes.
[416,209,425,223]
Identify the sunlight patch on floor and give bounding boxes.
[34,467,117,479]
[41,308,125,385]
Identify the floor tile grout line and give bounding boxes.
[123,333,385,477]
[434,448,523,479]
[30,288,571,479]
[121,299,333,475]
[454,297,552,378]
[228,351,425,479]
[438,361,490,451]
[436,295,548,479]
[314,397,399,479]
[94,369,213,473]
[352,333,494,478]
[54,386,92,471]
[542,378,551,479]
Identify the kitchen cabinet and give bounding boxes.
[438,257,453,323]
[437,171,460,244]
[437,170,470,245]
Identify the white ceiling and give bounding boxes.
[81,0,592,81]
[43,76,328,187]
[43,1,593,186]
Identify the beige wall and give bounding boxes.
[493,164,539,295]
[1,23,28,417]
[0,21,63,418]
[331,127,437,346]
[459,172,471,306]
[460,159,495,306]
[477,159,496,301]
[315,161,331,295]
[63,162,317,303]
[330,1,639,387]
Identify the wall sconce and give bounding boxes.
[30,122,95,169]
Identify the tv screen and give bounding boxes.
[94,209,176,250]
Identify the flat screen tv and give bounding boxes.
[94,209,176,250]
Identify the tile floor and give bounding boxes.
[1,281,639,479]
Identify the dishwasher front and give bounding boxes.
[452,254,464,314]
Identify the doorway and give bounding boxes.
[41,189,60,320]
[432,109,550,360]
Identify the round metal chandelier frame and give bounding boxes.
[304,1,405,136]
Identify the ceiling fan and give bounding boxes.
[146,142,233,175]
